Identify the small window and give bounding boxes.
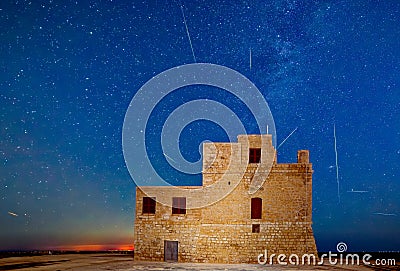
[142,197,156,214]
[252,224,260,233]
[249,148,261,163]
[172,197,186,214]
[251,197,262,219]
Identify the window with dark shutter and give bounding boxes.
[172,197,186,214]
[251,197,262,219]
[249,148,261,163]
[252,224,260,233]
[142,197,156,214]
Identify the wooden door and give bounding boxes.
[164,240,178,262]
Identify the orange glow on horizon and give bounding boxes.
[116,244,134,251]
[48,244,134,251]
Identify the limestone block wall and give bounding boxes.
[194,161,316,263]
[134,188,202,262]
[193,222,316,263]
[133,133,318,263]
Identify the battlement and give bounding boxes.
[202,133,310,186]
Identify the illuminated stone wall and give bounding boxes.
[133,133,318,263]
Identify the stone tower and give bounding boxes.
[133,132,318,263]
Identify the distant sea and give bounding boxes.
[0,250,133,259]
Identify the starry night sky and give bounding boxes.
[1,0,399,252]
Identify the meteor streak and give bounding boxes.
[8,211,18,217]
[277,127,298,149]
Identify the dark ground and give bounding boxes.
[0,253,399,271]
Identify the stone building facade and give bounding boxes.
[133,133,318,263]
